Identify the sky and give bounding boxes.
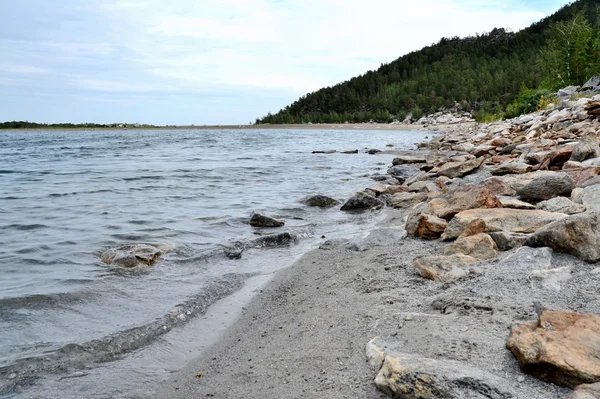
[0,0,568,125]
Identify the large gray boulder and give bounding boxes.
[517,173,574,201]
[388,165,419,183]
[525,212,600,262]
[571,133,600,162]
[340,191,384,211]
[573,184,600,213]
[581,76,600,93]
[537,197,587,215]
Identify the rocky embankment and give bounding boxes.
[341,96,600,398]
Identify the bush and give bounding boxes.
[504,88,552,119]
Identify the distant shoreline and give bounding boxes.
[1,123,448,131]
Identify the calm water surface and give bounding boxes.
[0,128,429,397]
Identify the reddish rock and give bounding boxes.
[405,213,448,240]
[507,309,600,388]
[428,185,502,220]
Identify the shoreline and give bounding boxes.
[153,97,600,398]
[0,123,450,132]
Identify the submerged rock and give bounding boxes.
[249,213,285,227]
[101,244,164,268]
[300,194,340,207]
[507,309,600,388]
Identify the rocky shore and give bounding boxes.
[154,95,600,399]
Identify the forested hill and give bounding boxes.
[258,0,600,124]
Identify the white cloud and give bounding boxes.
[103,0,548,94]
[0,0,564,123]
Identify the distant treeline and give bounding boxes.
[258,0,600,124]
[0,121,156,129]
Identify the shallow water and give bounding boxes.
[0,128,429,397]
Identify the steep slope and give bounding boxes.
[258,0,600,124]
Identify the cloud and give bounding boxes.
[0,0,566,124]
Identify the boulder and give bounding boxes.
[427,185,502,220]
[489,231,530,251]
[460,218,487,237]
[436,157,484,179]
[367,338,514,398]
[443,233,498,260]
[249,213,285,227]
[392,155,427,165]
[557,85,580,99]
[347,228,406,252]
[300,194,340,207]
[489,161,533,176]
[499,197,536,210]
[507,309,600,388]
[525,212,600,262]
[441,208,566,240]
[340,191,384,211]
[581,75,600,93]
[569,383,600,399]
[405,213,448,240]
[412,254,477,283]
[571,133,600,162]
[249,232,297,247]
[484,171,557,197]
[101,244,164,268]
[573,185,600,213]
[387,192,428,209]
[389,165,420,183]
[517,173,575,201]
[537,197,586,215]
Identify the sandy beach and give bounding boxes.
[151,206,587,398]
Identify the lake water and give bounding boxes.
[0,128,429,398]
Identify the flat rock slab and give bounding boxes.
[367,338,515,398]
[412,254,477,283]
[387,192,428,209]
[436,157,484,179]
[441,208,566,240]
[507,309,600,388]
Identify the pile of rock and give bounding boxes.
[360,93,600,397]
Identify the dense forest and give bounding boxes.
[258,0,600,124]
